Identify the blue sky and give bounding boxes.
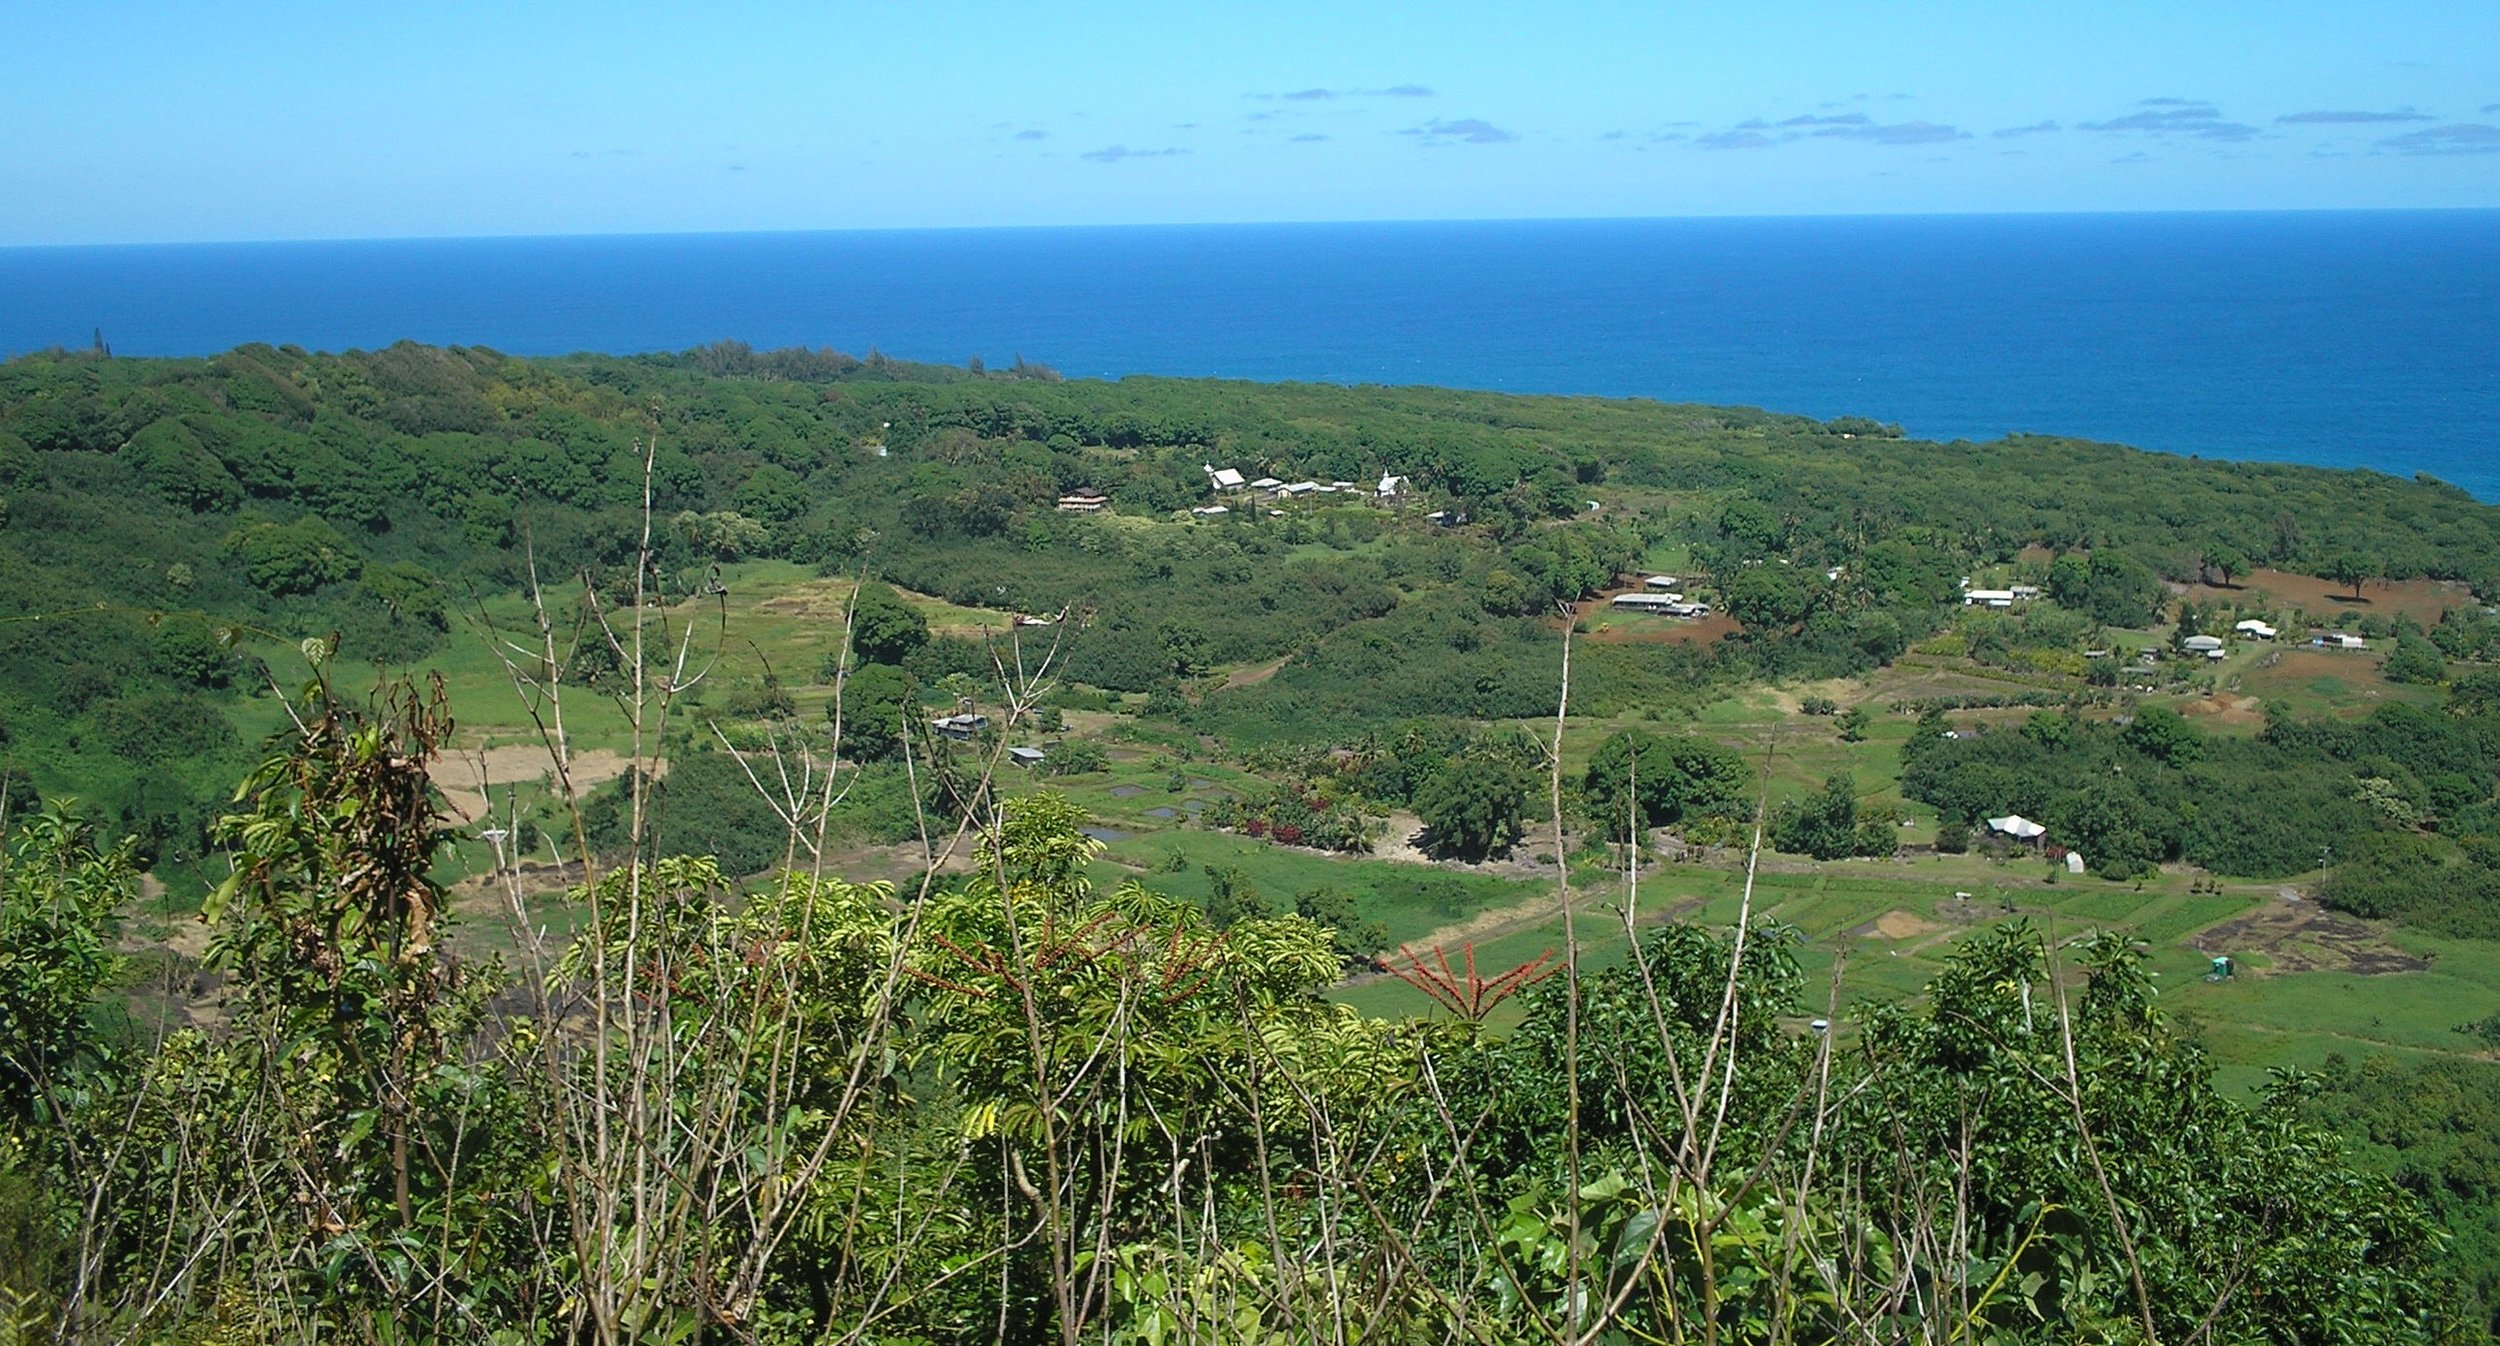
[5,0,2496,244]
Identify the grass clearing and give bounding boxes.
[1094,827,1548,951]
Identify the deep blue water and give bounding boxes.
[3,212,2495,498]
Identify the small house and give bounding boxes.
[1007,747,1047,769]
[932,713,989,740]
[2313,632,2368,650]
[1190,504,1230,517]
[1963,589,2017,608]
[1055,491,1109,513]
[1376,473,1408,499]
[1250,476,1284,492]
[1987,814,2047,842]
[1645,575,1681,591]
[2234,619,2277,640]
[1279,480,1321,497]
[2181,635,2226,659]
[1611,592,1685,612]
[1207,467,1247,491]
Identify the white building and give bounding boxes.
[2234,619,2277,640]
[1644,575,1681,591]
[1206,466,1247,491]
[1963,589,2017,608]
[1611,592,1685,611]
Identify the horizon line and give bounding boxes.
[6,203,2498,252]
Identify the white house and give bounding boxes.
[1987,814,2046,841]
[1644,575,1681,591]
[1190,504,1230,517]
[1376,473,1408,499]
[1610,593,1712,618]
[2314,632,2368,650]
[2234,619,2277,640]
[1007,747,1047,768]
[2181,635,2226,655]
[1963,589,2017,608]
[1250,476,1283,491]
[1279,480,1321,497]
[1055,492,1109,513]
[1206,467,1247,491]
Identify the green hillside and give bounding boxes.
[6,341,2500,1340]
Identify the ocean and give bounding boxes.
[3,211,2495,498]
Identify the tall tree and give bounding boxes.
[848,580,931,666]
[2201,542,2248,587]
[1416,745,1536,861]
[2331,554,2374,601]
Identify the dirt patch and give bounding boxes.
[436,745,640,824]
[1851,909,1946,941]
[754,577,862,620]
[2239,648,2392,706]
[120,912,213,962]
[1364,811,1564,882]
[1367,811,1436,867]
[754,579,1005,636]
[2194,893,2428,976]
[815,840,980,894]
[1864,661,2064,706]
[2177,568,2473,626]
[1220,654,1292,690]
[2179,694,2265,727]
[1577,611,1741,646]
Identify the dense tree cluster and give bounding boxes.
[1900,686,2500,893]
[2298,1054,2500,1336]
[9,341,2500,877]
[0,714,2464,1341]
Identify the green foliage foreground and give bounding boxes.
[0,689,2470,1345]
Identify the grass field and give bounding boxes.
[1325,845,2500,1096]
[193,563,2500,1105]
